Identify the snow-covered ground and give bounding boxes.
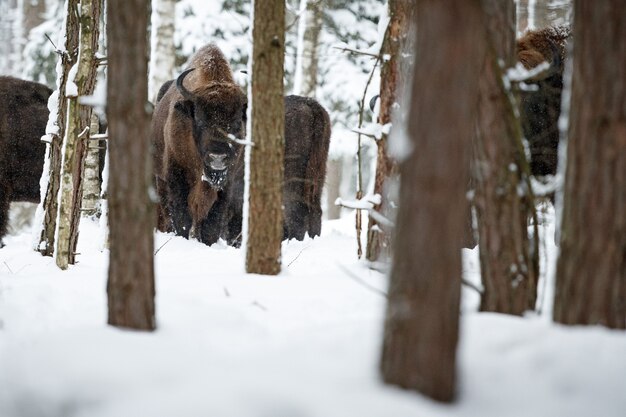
[1,212,625,417]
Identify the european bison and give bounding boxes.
[224,95,331,246]
[152,44,247,245]
[517,26,571,178]
[0,76,51,247]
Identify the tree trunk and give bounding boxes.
[473,0,539,315]
[292,0,322,97]
[106,0,155,330]
[148,0,176,103]
[553,0,626,329]
[34,0,79,256]
[55,0,102,269]
[81,113,102,216]
[325,157,342,220]
[380,0,485,403]
[245,0,285,276]
[365,0,410,262]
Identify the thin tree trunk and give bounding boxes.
[553,0,626,329]
[106,0,155,330]
[34,0,79,256]
[380,0,485,403]
[365,0,410,262]
[293,0,322,97]
[325,157,342,220]
[473,0,539,315]
[55,0,102,269]
[245,0,285,276]
[148,0,175,103]
[81,113,101,216]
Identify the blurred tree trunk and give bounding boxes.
[106,0,155,330]
[325,157,342,220]
[148,0,175,103]
[473,0,539,315]
[293,0,322,97]
[365,0,410,262]
[34,0,79,256]
[553,0,626,329]
[246,0,285,275]
[380,0,485,403]
[81,113,102,217]
[55,0,102,269]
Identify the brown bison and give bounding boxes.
[224,95,331,246]
[516,26,571,178]
[152,44,247,245]
[0,76,51,247]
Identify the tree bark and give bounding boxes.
[365,0,410,262]
[473,0,539,315]
[293,0,322,97]
[148,0,176,103]
[35,0,79,256]
[106,0,155,330]
[245,0,285,276]
[55,0,102,269]
[380,0,485,403]
[80,113,101,216]
[553,0,626,329]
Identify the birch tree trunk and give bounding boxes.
[55,0,102,269]
[473,0,539,315]
[107,0,155,331]
[80,113,101,216]
[553,0,626,329]
[148,0,176,103]
[365,0,410,262]
[380,0,485,402]
[246,0,285,276]
[292,0,322,97]
[34,0,79,256]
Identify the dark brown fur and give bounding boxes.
[516,26,571,179]
[225,95,331,245]
[152,44,247,245]
[0,76,51,246]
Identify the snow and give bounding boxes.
[1,211,625,417]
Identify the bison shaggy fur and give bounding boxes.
[225,95,331,246]
[152,44,247,245]
[516,26,571,178]
[0,76,51,246]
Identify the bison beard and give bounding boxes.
[516,26,570,180]
[0,76,51,247]
[224,95,331,246]
[152,44,247,245]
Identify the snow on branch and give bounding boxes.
[351,122,392,141]
[336,194,394,230]
[506,61,551,83]
[332,43,380,59]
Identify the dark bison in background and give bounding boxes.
[516,26,571,179]
[0,76,51,247]
[152,44,247,245]
[224,95,331,246]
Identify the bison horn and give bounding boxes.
[176,68,196,100]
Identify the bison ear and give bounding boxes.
[174,100,195,119]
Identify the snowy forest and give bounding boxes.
[0,0,625,416]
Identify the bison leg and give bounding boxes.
[0,183,10,247]
[308,199,323,238]
[156,177,173,232]
[283,178,308,240]
[199,190,229,246]
[166,163,192,238]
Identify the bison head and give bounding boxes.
[174,68,247,189]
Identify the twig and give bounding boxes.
[216,127,255,147]
[224,287,231,297]
[154,236,174,255]
[333,45,380,59]
[337,263,388,298]
[251,300,268,312]
[3,261,13,274]
[287,244,310,267]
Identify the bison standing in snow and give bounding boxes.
[224,95,331,246]
[0,76,51,247]
[152,44,247,245]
